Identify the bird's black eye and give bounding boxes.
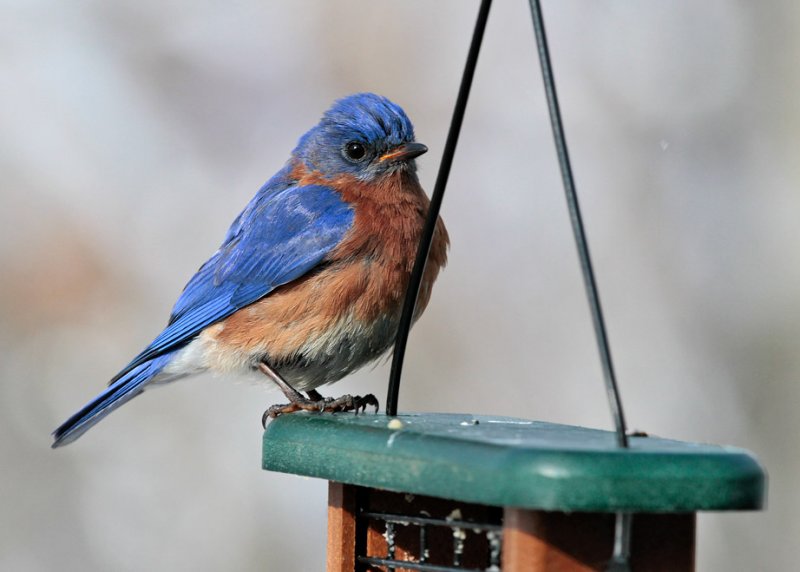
[344,141,367,162]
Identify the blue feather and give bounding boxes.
[52,353,175,447]
[109,183,354,385]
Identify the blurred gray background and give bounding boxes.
[2,0,797,570]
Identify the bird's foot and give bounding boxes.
[257,361,378,427]
[261,392,379,426]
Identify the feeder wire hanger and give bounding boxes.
[527,1,631,567]
[387,0,632,568]
[386,0,492,416]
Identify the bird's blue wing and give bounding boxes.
[109,183,354,383]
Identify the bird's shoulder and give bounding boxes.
[174,172,355,317]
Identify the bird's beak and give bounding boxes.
[378,142,428,163]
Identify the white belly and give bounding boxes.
[161,310,399,392]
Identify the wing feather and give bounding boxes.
[108,183,353,384]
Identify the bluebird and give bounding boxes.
[52,93,449,448]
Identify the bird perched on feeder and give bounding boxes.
[52,93,448,448]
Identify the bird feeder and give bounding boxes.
[264,414,762,571]
[262,1,767,570]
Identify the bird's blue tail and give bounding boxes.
[51,353,173,448]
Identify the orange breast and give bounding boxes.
[299,164,449,321]
[210,163,448,376]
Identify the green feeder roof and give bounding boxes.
[262,412,765,513]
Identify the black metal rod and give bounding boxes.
[527,0,629,448]
[386,0,492,416]
[527,0,631,568]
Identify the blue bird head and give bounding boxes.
[293,93,427,181]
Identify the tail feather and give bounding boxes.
[51,353,173,448]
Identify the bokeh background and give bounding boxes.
[2,0,798,570]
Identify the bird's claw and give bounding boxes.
[262,392,379,426]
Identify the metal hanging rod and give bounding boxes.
[387,0,630,477]
[527,0,631,568]
[386,0,493,417]
[384,0,632,564]
[388,0,630,449]
[527,0,629,449]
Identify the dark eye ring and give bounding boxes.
[344,141,367,161]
